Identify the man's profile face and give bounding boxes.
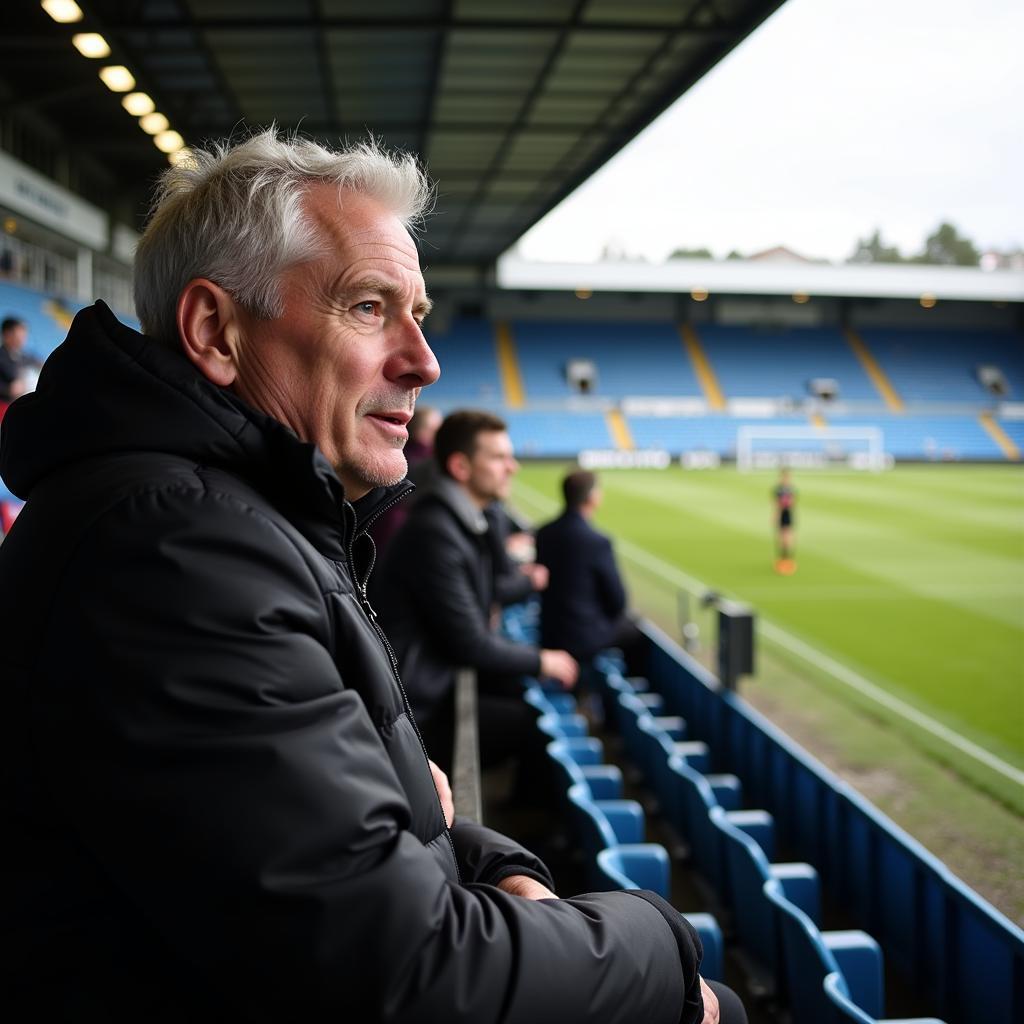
[232,184,439,500]
[466,430,518,504]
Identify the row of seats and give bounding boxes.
[521,679,726,982]
[421,316,1023,405]
[589,657,946,1024]
[481,410,1018,460]
[642,631,1023,1024]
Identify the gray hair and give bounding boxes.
[133,127,433,344]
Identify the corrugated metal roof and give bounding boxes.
[2,0,785,276]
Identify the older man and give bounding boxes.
[0,130,733,1023]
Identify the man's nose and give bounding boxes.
[390,319,440,388]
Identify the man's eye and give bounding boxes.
[355,301,377,316]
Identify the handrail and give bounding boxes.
[452,667,482,823]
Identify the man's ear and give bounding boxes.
[447,451,471,484]
[176,279,243,387]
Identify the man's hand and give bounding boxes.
[522,562,549,592]
[428,759,454,828]
[496,874,557,900]
[539,649,578,689]
[699,977,720,1024]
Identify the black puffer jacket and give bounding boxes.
[0,303,705,1023]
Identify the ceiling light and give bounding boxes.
[154,130,185,154]
[919,294,937,309]
[575,288,592,300]
[72,33,110,58]
[691,287,709,302]
[99,65,136,92]
[792,293,810,304]
[41,0,83,23]
[139,112,169,135]
[122,92,155,116]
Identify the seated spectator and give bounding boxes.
[536,469,645,675]
[374,409,577,774]
[0,317,39,405]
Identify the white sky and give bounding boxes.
[516,0,1023,265]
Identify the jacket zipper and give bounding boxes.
[344,500,462,883]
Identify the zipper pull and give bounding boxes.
[360,586,378,622]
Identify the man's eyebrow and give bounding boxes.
[339,276,433,317]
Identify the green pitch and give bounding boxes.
[513,464,1024,782]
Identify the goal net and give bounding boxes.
[735,425,889,471]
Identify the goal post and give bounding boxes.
[735,425,889,471]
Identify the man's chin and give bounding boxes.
[345,452,409,495]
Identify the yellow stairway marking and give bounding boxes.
[679,324,726,410]
[811,412,827,428]
[979,412,1020,460]
[606,408,634,450]
[44,299,75,331]
[494,322,525,409]
[845,328,904,412]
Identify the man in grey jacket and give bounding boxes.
[1,129,736,1023]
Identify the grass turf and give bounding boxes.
[512,463,1024,795]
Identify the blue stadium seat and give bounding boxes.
[545,739,623,801]
[763,877,886,1024]
[709,805,819,990]
[593,846,725,980]
[822,972,947,1024]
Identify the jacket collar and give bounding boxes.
[431,476,488,536]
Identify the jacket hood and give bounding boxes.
[0,302,410,532]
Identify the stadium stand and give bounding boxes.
[858,328,1024,403]
[423,318,503,405]
[697,325,879,401]
[501,410,612,456]
[826,413,1002,459]
[407,307,1024,462]
[512,320,702,399]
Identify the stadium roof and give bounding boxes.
[3,0,784,279]
[496,254,1024,303]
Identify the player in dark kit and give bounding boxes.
[773,468,797,574]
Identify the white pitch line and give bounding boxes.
[512,479,1024,790]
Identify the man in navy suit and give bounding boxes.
[535,469,644,673]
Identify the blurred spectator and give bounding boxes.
[536,469,645,675]
[369,403,442,554]
[374,409,577,773]
[486,500,549,608]
[0,317,40,404]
